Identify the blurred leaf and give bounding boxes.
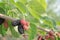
[28,23,37,40]
[56,21,60,25]
[0,2,11,14]
[0,7,5,14]
[38,30,46,36]
[28,0,46,14]
[55,36,60,40]
[0,2,5,8]
[58,37,60,40]
[19,0,27,4]
[10,0,27,14]
[8,21,19,37]
[27,7,40,20]
[40,16,56,29]
[16,2,27,14]
[0,24,7,36]
[37,0,47,10]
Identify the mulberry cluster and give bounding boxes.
[12,19,29,34]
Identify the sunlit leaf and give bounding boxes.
[56,21,60,25]
[19,0,27,4]
[40,16,56,29]
[28,0,47,14]
[38,30,46,36]
[37,0,47,10]
[10,0,27,14]
[28,23,37,40]
[0,2,5,9]
[27,7,40,20]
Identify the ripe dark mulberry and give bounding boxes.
[18,25,24,34]
[12,20,20,26]
[0,18,5,25]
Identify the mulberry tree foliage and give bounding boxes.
[0,0,60,40]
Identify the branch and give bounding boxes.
[0,14,17,21]
[0,14,50,32]
[0,14,55,33]
[37,25,50,32]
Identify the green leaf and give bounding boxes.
[28,0,47,14]
[36,0,47,10]
[0,2,5,8]
[56,21,60,25]
[55,36,60,40]
[8,21,19,37]
[27,7,40,20]
[38,30,46,36]
[9,0,15,3]
[58,37,60,40]
[19,0,27,4]
[0,7,5,14]
[16,2,27,14]
[10,0,27,14]
[0,24,7,36]
[40,16,56,29]
[28,23,37,40]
